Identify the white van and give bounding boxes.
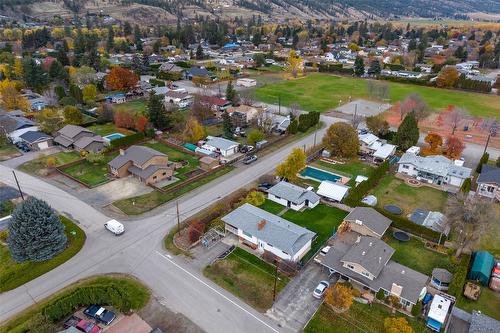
[104,219,125,235]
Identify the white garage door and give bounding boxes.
[38,141,49,150]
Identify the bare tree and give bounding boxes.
[366,80,375,96]
[43,88,58,107]
[289,102,301,119]
[448,107,467,135]
[377,81,390,100]
[400,93,431,122]
[444,194,496,258]
[239,90,256,106]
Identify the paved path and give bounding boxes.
[0,119,336,333]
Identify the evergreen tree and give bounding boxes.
[123,21,132,35]
[354,56,365,76]
[222,111,233,139]
[49,60,68,82]
[22,57,48,92]
[134,25,143,52]
[147,92,169,129]
[106,26,114,52]
[196,44,204,60]
[367,60,381,75]
[7,197,67,262]
[395,111,419,151]
[225,80,238,104]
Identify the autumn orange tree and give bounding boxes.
[113,110,135,129]
[445,136,465,159]
[424,133,443,154]
[134,115,148,132]
[324,283,353,311]
[105,66,138,91]
[436,66,459,88]
[384,317,414,333]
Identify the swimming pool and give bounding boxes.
[104,133,125,141]
[299,166,342,183]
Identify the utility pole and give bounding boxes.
[313,130,317,147]
[176,201,181,235]
[12,170,24,200]
[273,260,278,302]
[483,131,491,155]
[278,94,281,115]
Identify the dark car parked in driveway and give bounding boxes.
[257,182,273,192]
[83,305,116,325]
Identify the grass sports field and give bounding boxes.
[255,73,500,118]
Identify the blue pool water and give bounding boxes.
[104,133,125,141]
[300,166,342,183]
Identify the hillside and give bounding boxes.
[1,0,499,23]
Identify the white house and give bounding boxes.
[358,133,396,162]
[202,136,239,158]
[267,181,320,211]
[476,165,500,201]
[222,203,316,262]
[397,152,472,188]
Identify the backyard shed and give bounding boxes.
[469,251,494,286]
[183,143,197,152]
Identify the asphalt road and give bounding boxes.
[0,118,335,332]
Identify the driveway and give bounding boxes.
[266,262,334,332]
[1,146,61,168]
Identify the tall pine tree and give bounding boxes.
[222,111,233,139]
[225,80,238,105]
[7,197,67,262]
[354,56,365,76]
[147,92,169,130]
[395,111,419,151]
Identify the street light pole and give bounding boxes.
[176,200,181,235]
[12,171,24,201]
[273,259,279,302]
[483,131,491,155]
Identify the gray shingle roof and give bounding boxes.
[205,136,239,151]
[268,181,320,205]
[108,145,166,169]
[432,268,452,283]
[477,165,500,185]
[53,135,73,147]
[73,135,105,149]
[128,164,171,179]
[344,207,392,236]
[469,310,500,333]
[318,232,428,304]
[19,130,52,143]
[57,124,92,139]
[222,203,316,257]
[341,236,395,277]
[398,152,471,179]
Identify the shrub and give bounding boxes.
[460,178,471,193]
[448,254,471,298]
[0,229,8,242]
[149,78,165,87]
[411,301,423,317]
[110,132,145,148]
[476,152,489,173]
[288,119,298,134]
[376,289,385,300]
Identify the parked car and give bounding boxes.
[240,145,254,153]
[83,305,116,325]
[319,246,331,256]
[63,315,83,328]
[76,319,102,333]
[104,219,124,235]
[313,280,330,299]
[242,155,258,165]
[257,182,273,192]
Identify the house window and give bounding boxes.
[402,165,410,169]
[362,271,370,277]
[487,186,494,193]
[267,243,273,248]
[400,299,410,307]
[162,172,167,176]
[242,231,252,238]
[347,264,354,270]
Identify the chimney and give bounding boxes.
[257,219,266,230]
[119,149,125,155]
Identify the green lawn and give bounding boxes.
[0,216,86,292]
[113,166,234,215]
[305,302,431,333]
[383,236,453,276]
[370,175,448,215]
[203,247,289,312]
[87,123,135,136]
[456,287,500,321]
[269,204,348,262]
[19,151,81,175]
[255,73,500,117]
[313,159,375,186]
[0,200,15,218]
[478,205,500,257]
[0,275,150,333]
[259,199,285,215]
[0,143,21,161]
[59,153,117,187]
[113,100,147,115]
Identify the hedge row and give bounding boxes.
[149,78,165,87]
[110,132,145,148]
[298,111,320,132]
[318,63,354,74]
[44,283,138,320]
[344,161,389,206]
[448,254,471,298]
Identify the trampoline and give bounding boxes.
[384,204,402,215]
[393,231,410,242]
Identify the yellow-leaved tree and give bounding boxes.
[0,79,30,111]
[275,147,306,182]
[324,283,353,311]
[183,116,206,143]
[286,50,304,79]
[384,317,414,333]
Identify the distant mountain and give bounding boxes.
[2,0,500,22]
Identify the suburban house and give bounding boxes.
[317,180,350,202]
[315,233,428,311]
[0,112,38,142]
[164,90,193,108]
[222,203,316,262]
[186,67,214,81]
[258,112,291,133]
[54,125,106,153]
[108,145,174,184]
[397,152,472,189]
[159,63,184,77]
[19,131,53,151]
[105,93,126,104]
[202,136,239,158]
[340,207,392,238]
[199,95,231,115]
[267,181,320,211]
[358,133,396,162]
[476,165,500,201]
[227,105,259,123]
